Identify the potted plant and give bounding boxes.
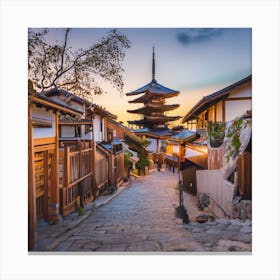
[207,121,226,148]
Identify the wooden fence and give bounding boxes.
[115,152,124,185]
[207,144,225,170]
[196,169,237,217]
[59,141,94,217]
[237,151,252,199]
[95,145,109,191]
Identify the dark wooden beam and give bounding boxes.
[226,97,252,101]
[28,104,36,251]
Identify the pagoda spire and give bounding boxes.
[126,48,181,131]
[152,46,155,81]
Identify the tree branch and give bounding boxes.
[57,28,71,76]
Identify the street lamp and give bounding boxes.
[176,145,189,224]
[173,144,179,173]
[178,172,189,223]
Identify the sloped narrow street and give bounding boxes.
[35,169,251,252]
[48,170,203,252]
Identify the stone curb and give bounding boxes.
[92,185,130,209]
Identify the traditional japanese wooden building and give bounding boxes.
[126,48,181,154]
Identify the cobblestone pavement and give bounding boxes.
[184,219,252,251]
[35,170,252,253]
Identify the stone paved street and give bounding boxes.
[35,170,251,252]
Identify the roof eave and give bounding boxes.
[182,75,252,123]
[29,95,83,117]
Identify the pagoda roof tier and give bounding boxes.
[128,91,178,104]
[127,104,179,114]
[128,115,181,125]
[127,119,149,126]
[145,115,181,122]
[126,79,179,97]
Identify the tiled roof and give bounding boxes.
[40,88,117,119]
[173,129,196,140]
[43,88,85,104]
[34,92,84,115]
[126,79,179,96]
[134,128,173,138]
[182,75,252,123]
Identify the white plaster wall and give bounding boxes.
[228,83,252,98]
[82,132,93,140]
[225,99,252,121]
[32,106,55,138]
[94,115,101,141]
[94,115,105,142]
[61,126,75,137]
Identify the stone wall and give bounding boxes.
[232,199,252,220]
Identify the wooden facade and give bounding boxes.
[33,137,58,222]
[182,75,252,133]
[29,89,125,250]
[58,141,95,217]
[95,144,110,192]
[107,118,129,141]
[207,145,225,170]
[28,94,82,249]
[181,165,198,194]
[237,151,252,200]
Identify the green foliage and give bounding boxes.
[225,118,248,163]
[124,134,151,175]
[141,139,151,148]
[124,151,133,177]
[124,134,150,155]
[136,154,150,170]
[78,207,84,216]
[207,121,226,148]
[135,146,150,174]
[124,151,132,168]
[28,28,131,99]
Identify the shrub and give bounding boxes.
[207,121,226,148]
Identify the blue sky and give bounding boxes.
[34,28,252,126]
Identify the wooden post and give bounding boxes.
[63,146,70,215]
[47,113,60,223]
[222,99,225,122]
[91,140,97,198]
[55,113,60,217]
[156,139,160,154]
[214,104,217,122]
[43,150,49,219]
[64,147,70,187]
[28,103,36,250]
[108,153,115,187]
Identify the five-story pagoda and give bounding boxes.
[126,48,181,153]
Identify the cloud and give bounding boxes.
[177,28,223,45]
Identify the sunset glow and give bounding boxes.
[30,28,252,126]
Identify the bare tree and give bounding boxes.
[28,28,130,99]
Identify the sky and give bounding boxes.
[31,28,252,127]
